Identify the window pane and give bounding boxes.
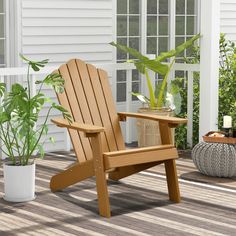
[117,38,127,60]
[147,16,157,36]
[175,71,185,78]
[129,37,140,58]
[176,16,185,35]
[147,37,157,54]
[159,16,168,35]
[187,16,195,35]
[176,0,185,15]
[159,0,169,14]
[117,16,127,36]
[117,70,126,82]
[158,37,168,54]
[129,16,139,36]
[129,0,140,14]
[117,0,127,14]
[132,82,140,101]
[132,69,139,81]
[147,0,157,14]
[175,37,185,57]
[0,40,4,64]
[129,38,139,50]
[117,83,126,102]
[0,1,3,13]
[0,15,4,38]
[187,0,197,15]
[186,37,194,57]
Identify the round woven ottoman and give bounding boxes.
[192,142,236,177]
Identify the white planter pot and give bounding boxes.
[3,162,36,202]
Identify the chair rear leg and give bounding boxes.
[164,159,181,203]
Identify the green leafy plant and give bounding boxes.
[175,33,236,149]
[0,55,71,166]
[218,33,236,129]
[110,34,200,110]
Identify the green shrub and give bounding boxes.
[175,34,236,149]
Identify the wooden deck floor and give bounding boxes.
[0,151,236,236]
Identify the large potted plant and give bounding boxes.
[0,55,71,202]
[110,34,200,146]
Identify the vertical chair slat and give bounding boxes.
[55,88,86,162]
[75,59,110,152]
[98,69,125,151]
[58,66,92,162]
[67,60,93,125]
[87,64,118,152]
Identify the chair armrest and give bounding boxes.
[118,112,187,125]
[51,118,105,134]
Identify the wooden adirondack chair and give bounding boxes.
[50,59,187,218]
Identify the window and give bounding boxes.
[116,0,199,103]
[147,0,169,55]
[0,0,5,67]
[116,0,141,102]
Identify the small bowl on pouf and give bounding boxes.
[192,142,236,178]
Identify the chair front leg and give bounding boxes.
[89,133,111,218]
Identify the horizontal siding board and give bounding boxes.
[221,4,236,11]
[22,18,112,27]
[22,0,112,10]
[23,44,111,54]
[22,26,112,36]
[21,53,112,63]
[22,9,112,18]
[22,35,113,45]
[220,12,236,19]
[220,0,236,4]
[221,19,236,26]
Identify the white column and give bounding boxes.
[199,0,220,140]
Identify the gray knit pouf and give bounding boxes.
[192,142,236,177]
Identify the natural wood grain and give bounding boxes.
[98,69,125,151]
[108,161,164,180]
[90,133,111,217]
[54,69,87,162]
[76,59,110,152]
[104,148,178,169]
[50,160,94,192]
[58,65,94,161]
[52,118,105,133]
[87,63,117,151]
[165,159,181,202]
[159,122,173,145]
[51,58,185,217]
[118,112,188,124]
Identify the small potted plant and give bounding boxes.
[0,55,71,202]
[110,34,200,146]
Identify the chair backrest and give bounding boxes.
[57,59,125,163]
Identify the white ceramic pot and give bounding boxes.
[3,162,36,202]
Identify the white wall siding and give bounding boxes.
[19,0,113,152]
[220,0,236,41]
[21,0,113,64]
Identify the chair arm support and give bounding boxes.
[51,118,105,135]
[118,112,187,126]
